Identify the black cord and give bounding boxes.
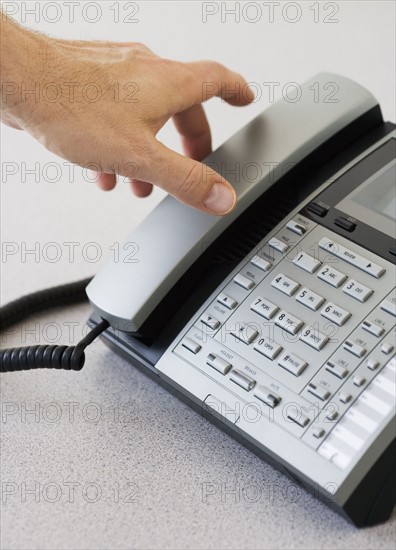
[0,278,109,373]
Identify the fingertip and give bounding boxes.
[130,179,153,197]
[95,172,116,191]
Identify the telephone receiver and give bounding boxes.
[86,73,378,333]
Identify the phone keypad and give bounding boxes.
[173,214,395,469]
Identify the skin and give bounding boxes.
[1,14,254,214]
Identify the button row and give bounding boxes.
[319,237,385,278]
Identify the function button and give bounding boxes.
[325,361,348,379]
[286,407,310,427]
[307,202,328,217]
[367,358,380,371]
[231,324,258,345]
[230,369,256,391]
[381,342,394,355]
[254,337,283,360]
[278,351,307,376]
[300,327,329,351]
[254,385,281,408]
[251,255,271,272]
[307,383,330,401]
[217,293,237,310]
[342,279,373,303]
[312,427,325,439]
[339,392,352,404]
[325,410,339,421]
[361,319,385,337]
[321,302,351,326]
[268,237,288,253]
[271,273,300,296]
[234,273,255,290]
[380,299,396,317]
[200,313,220,330]
[182,338,201,354]
[274,310,303,335]
[319,238,385,278]
[334,217,356,232]
[317,264,347,288]
[292,251,321,273]
[353,375,366,387]
[343,339,366,358]
[206,353,232,375]
[286,219,306,235]
[250,296,278,320]
[296,287,325,311]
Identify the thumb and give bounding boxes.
[142,141,237,215]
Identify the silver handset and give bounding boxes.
[86,73,378,332]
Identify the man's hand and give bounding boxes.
[1,15,254,214]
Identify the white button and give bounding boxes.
[321,302,351,326]
[234,273,254,290]
[268,237,288,253]
[231,324,258,344]
[251,255,271,272]
[275,310,303,335]
[200,313,220,330]
[287,219,306,236]
[325,361,348,379]
[230,369,256,391]
[254,385,281,408]
[308,383,330,401]
[317,264,347,288]
[380,299,396,317]
[367,358,380,371]
[254,337,283,360]
[353,375,366,387]
[325,410,338,421]
[278,351,307,376]
[381,342,394,355]
[300,327,329,351]
[286,406,309,427]
[319,238,385,278]
[361,320,385,337]
[250,296,278,320]
[182,338,201,354]
[343,339,366,358]
[312,427,325,438]
[293,252,321,273]
[271,273,300,296]
[217,293,237,310]
[342,279,373,302]
[296,287,325,311]
[339,392,352,404]
[206,353,232,375]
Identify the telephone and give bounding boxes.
[87,73,396,526]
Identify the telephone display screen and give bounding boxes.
[337,160,396,237]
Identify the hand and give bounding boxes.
[1,16,254,214]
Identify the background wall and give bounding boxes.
[1,2,395,549]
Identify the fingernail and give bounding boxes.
[204,183,236,214]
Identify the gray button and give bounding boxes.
[296,287,325,311]
[234,273,255,290]
[268,237,288,253]
[254,337,282,360]
[321,302,351,326]
[200,313,220,330]
[271,273,300,296]
[318,264,347,288]
[325,410,338,421]
[292,251,321,273]
[251,255,271,272]
[380,299,396,317]
[231,324,258,345]
[339,392,352,404]
[381,342,394,355]
[367,358,380,371]
[300,327,329,351]
[308,383,330,401]
[206,353,232,375]
[230,369,256,391]
[286,219,306,236]
[319,238,385,278]
[278,352,307,376]
[342,279,373,302]
[254,385,281,408]
[325,361,348,379]
[362,320,385,337]
[217,293,237,310]
[286,407,310,427]
[353,375,366,387]
[275,310,303,335]
[182,338,201,354]
[343,339,366,358]
[250,296,278,320]
[312,427,325,438]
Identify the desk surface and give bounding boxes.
[1,2,395,548]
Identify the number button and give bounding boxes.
[318,265,347,288]
[321,302,351,326]
[292,252,321,273]
[342,279,373,302]
[254,337,283,360]
[300,327,329,351]
[271,274,300,296]
[250,296,278,320]
[296,287,325,311]
[275,310,303,335]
